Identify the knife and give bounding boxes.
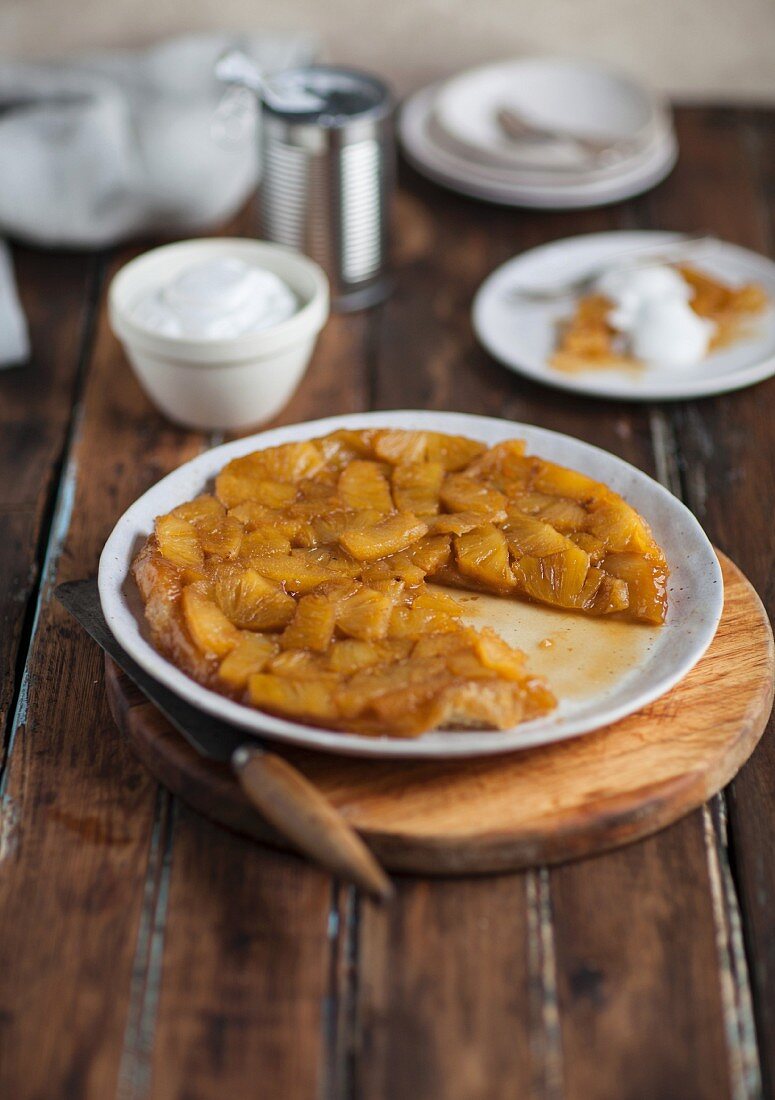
[55,578,392,900]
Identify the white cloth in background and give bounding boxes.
[0,32,315,366]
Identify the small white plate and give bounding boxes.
[473,232,775,401]
[99,410,723,760]
[399,86,678,210]
[433,57,666,172]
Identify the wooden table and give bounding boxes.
[1,106,774,1100]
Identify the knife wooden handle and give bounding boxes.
[232,747,393,901]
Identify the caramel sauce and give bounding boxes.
[435,585,659,702]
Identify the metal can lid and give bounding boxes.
[263,65,392,128]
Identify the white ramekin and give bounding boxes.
[109,238,329,431]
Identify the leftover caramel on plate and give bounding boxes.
[132,429,668,736]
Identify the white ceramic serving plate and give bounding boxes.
[399,85,678,209]
[433,57,667,171]
[473,232,775,401]
[99,410,723,760]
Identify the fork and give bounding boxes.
[504,236,716,304]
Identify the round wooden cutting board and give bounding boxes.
[106,554,773,874]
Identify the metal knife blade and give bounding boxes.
[56,578,252,761]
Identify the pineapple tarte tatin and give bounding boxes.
[132,429,668,737]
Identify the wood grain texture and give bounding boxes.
[0,249,97,760]
[644,106,775,1099]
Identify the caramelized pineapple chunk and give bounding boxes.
[250,549,344,594]
[172,494,225,525]
[430,511,506,536]
[335,584,394,641]
[454,525,514,591]
[372,429,429,465]
[218,632,278,689]
[504,512,574,558]
[239,527,293,559]
[391,461,444,514]
[281,594,337,652]
[338,512,429,562]
[338,460,393,512]
[195,514,243,559]
[602,552,668,624]
[248,674,339,723]
[211,564,296,631]
[424,432,487,471]
[156,514,204,573]
[512,547,592,610]
[440,474,507,515]
[181,585,241,657]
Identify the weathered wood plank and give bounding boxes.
[147,806,331,1100]
[0,249,210,1099]
[0,248,97,759]
[355,877,541,1100]
[644,105,775,1098]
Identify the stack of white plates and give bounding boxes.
[398,59,678,209]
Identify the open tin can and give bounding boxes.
[218,56,394,311]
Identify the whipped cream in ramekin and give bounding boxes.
[132,256,299,340]
[595,263,716,368]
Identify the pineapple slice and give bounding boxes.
[239,527,293,559]
[181,585,241,657]
[195,514,244,559]
[440,474,507,515]
[269,650,329,679]
[503,512,574,558]
[338,512,428,562]
[454,525,515,592]
[512,547,592,609]
[361,554,426,589]
[409,534,452,575]
[510,491,588,532]
[465,440,531,486]
[216,443,324,507]
[172,494,225,525]
[250,549,344,594]
[335,584,394,641]
[327,639,385,674]
[281,594,337,652]
[585,497,659,556]
[211,564,296,631]
[429,511,506,536]
[391,461,445,514]
[155,514,204,574]
[218,632,278,689]
[412,587,464,616]
[602,552,668,624]
[248,674,339,723]
[532,461,603,503]
[388,603,459,638]
[472,628,531,681]
[338,460,394,512]
[372,429,429,465]
[424,432,487,471]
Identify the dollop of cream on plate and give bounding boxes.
[595,263,716,368]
